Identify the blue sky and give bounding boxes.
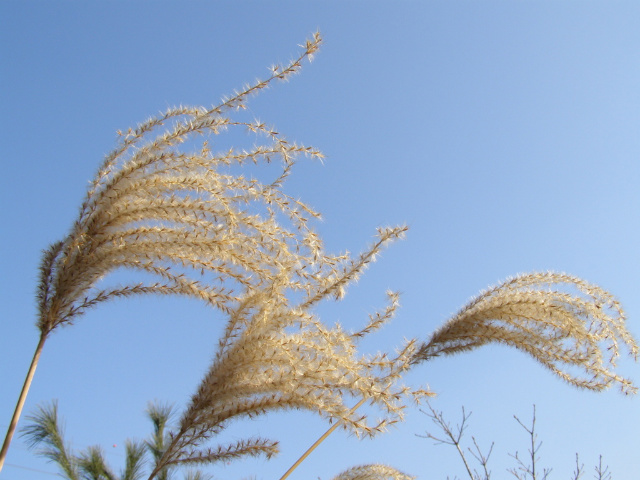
[1,2,639,479]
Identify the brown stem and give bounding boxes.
[278,398,367,480]
[0,333,47,471]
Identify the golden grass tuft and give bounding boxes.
[413,272,638,394]
[331,464,415,480]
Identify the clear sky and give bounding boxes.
[1,2,639,479]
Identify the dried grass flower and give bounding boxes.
[413,272,638,394]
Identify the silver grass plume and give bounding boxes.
[3,33,337,469]
[36,33,326,335]
[413,272,638,394]
[147,249,429,476]
[331,464,415,480]
[22,400,176,480]
[3,31,428,476]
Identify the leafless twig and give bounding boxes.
[508,405,551,480]
[418,403,492,480]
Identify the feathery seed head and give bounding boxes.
[331,464,415,480]
[413,272,638,394]
[36,34,327,335]
[33,32,420,473]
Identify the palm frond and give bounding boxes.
[77,445,117,480]
[146,402,175,454]
[181,471,214,480]
[122,440,147,480]
[149,238,429,473]
[145,402,177,480]
[21,401,79,480]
